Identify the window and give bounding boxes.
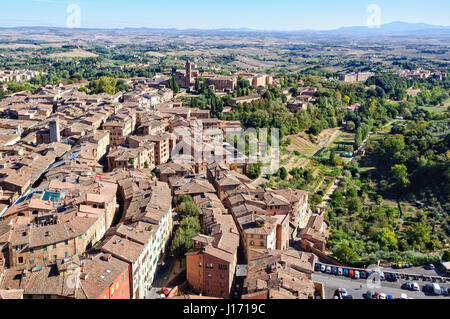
[65,252,69,257]
[64,240,69,245]
[30,249,34,254]
[122,275,124,282]
[78,236,82,240]
[199,262,202,267]
[53,255,57,260]
[260,235,264,239]
[116,282,119,290]
[30,260,34,265]
[43,247,47,252]
[219,264,227,270]
[53,244,57,249]
[18,257,24,264]
[43,257,48,262]
[250,241,254,246]
[260,242,264,246]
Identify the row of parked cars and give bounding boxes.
[424,283,449,296]
[315,263,399,282]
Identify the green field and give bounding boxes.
[418,99,449,114]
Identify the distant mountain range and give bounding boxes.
[325,21,450,36]
[1,22,450,36]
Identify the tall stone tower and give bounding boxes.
[186,60,193,84]
[49,118,61,143]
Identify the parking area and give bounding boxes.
[313,263,450,299]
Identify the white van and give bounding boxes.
[432,283,442,295]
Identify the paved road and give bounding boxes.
[146,254,177,299]
[312,272,449,299]
[379,265,449,278]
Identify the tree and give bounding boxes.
[334,244,358,264]
[376,228,398,251]
[405,222,430,246]
[380,134,405,162]
[311,194,323,206]
[176,194,194,206]
[179,216,201,234]
[355,128,362,147]
[167,77,180,94]
[177,201,199,220]
[90,76,117,95]
[279,167,288,180]
[346,121,355,131]
[170,226,198,265]
[329,149,343,166]
[247,163,262,179]
[346,197,362,214]
[443,250,450,262]
[391,164,410,191]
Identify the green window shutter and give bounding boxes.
[30,260,34,265]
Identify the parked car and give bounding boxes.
[339,288,348,297]
[160,287,170,297]
[391,273,398,282]
[404,282,413,290]
[343,269,349,276]
[385,273,392,281]
[424,284,434,293]
[337,268,343,276]
[366,291,373,299]
[349,270,355,278]
[428,264,436,270]
[432,283,442,295]
[379,293,387,299]
[412,282,419,291]
[441,287,448,296]
[343,295,353,299]
[373,292,380,299]
[315,263,321,271]
[360,271,367,279]
[321,264,326,272]
[326,266,332,274]
[355,271,360,279]
[401,293,408,299]
[387,295,393,299]
[332,266,338,274]
[379,271,385,281]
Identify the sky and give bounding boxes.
[1,0,449,30]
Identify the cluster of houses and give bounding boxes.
[0,69,330,300]
[174,60,273,93]
[396,68,447,80]
[0,70,41,84]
